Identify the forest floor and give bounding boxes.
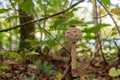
[0,49,120,80]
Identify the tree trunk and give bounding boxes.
[19,1,35,49]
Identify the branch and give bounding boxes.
[97,0,120,36]
[0,0,84,32]
[93,13,108,19]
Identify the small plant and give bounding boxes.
[34,60,55,74]
[26,76,35,80]
[27,51,39,62]
[73,78,80,80]
[4,52,21,61]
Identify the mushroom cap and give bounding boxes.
[65,27,82,42]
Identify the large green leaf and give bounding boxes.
[20,0,34,13]
[50,18,67,30]
[101,0,110,7]
[83,24,111,34]
[68,19,83,25]
[52,19,67,27]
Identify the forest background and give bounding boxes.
[0,0,120,80]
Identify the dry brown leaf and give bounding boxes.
[0,70,3,78]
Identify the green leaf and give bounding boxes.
[42,61,54,73]
[68,19,83,25]
[4,52,21,60]
[18,0,24,4]
[34,60,54,74]
[37,0,45,10]
[76,61,81,67]
[46,39,57,47]
[20,0,34,13]
[73,78,80,80]
[83,24,110,34]
[0,65,9,70]
[26,76,35,80]
[0,8,11,13]
[50,19,67,30]
[49,70,58,75]
[109,67,120,77]
[79,21,94,26]
[101,0,110,7]
[34,60,42,70]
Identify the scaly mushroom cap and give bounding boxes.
[65,27,82,42]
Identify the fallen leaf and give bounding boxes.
[109,67,120,77]
[55,73,63,80]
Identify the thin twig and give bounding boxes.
[62,64,71,79]
[98,37,107,65]
[87,43,104,68]
[0,0,84,32]
[93,0,101,55]
[36,23,71,54]
[93,13,108,19]
[87,29,113,68]
[93,0,107,66]
[93,0,102,56]
[97,0,120,36]
[113,40,120,50]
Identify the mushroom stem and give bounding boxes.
[71,42,77,70]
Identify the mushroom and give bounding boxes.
[65,25,82,70]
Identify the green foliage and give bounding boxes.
[109,67,120,77]
[46,39,57,47]
[0,8,11,13]
[49,70,58,76]
[19,0,34,13]
[37,0,68,14]
[34,60,42,70]
[73,78,80,80]
[111,27,118,36]
[0,65,9,70]
[26,76,35,80]
[76,61,81,67]
[27,51,39,62]
[34,60,54,74]
[89,74,95,80]
[0,0,120,79]
[83,24,111,34]
[5,15,21,22]
[0,0,117,53]
[101,0,110,7]
[83,24,111,39]
[80,21,94,26]
[4,52,21,61]
[50,18,67,30]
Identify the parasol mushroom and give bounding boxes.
[65,25,82,70]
